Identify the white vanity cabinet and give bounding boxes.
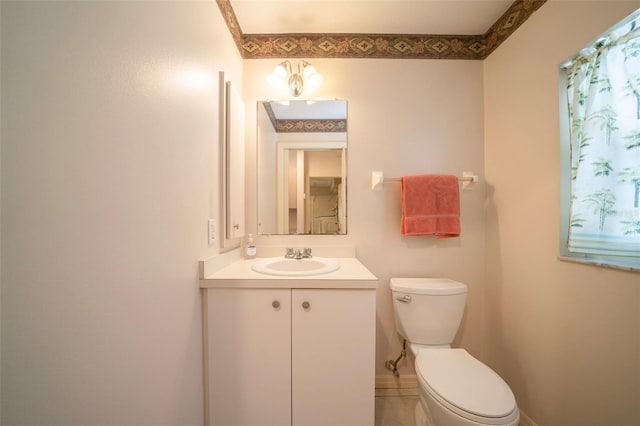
[205,286,376,426]
[207,288,291,426]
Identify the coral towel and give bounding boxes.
[401,174,460,238]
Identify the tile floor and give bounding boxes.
[375,394,419,426]
[375,394,529,426]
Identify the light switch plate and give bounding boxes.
[208,219,216,245]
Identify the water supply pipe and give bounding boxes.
[384,339,407,378]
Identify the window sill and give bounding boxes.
[558,255,640,273]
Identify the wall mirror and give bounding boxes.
[257,99,347,235]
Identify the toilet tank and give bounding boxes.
[390,278,467,345]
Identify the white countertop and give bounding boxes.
[200,257,378,289]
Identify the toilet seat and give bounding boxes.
[416,349,519,425]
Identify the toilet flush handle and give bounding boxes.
[396,295,412,303]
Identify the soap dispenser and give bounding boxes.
[245,233,257,259]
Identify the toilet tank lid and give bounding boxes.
[390,278,467,295]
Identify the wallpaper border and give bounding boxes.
[217,0,547,60]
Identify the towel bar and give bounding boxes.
[371,171,479,191]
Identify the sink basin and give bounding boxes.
[251,257,340,277]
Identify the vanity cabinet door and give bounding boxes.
[291,289,376,426]
[207,288,291,426]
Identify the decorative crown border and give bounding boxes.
[261,102,347,133]
[217,0,547,60]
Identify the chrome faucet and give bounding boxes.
[285,248,296,258]
[285,247,312,259]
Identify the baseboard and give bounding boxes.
[518,410,538,426]
[375,374,419,396]
[376,374,418,389]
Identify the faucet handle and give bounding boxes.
[285,248,295,258]
[303,248,312,258]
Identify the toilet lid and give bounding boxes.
[390,278,467,295]
[416,349,516,418]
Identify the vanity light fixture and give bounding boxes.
[267,60,323,97]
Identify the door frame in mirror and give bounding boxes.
[275,141,346,234]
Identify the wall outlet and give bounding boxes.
[208,219,216,245]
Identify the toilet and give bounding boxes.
[390,278,519,426]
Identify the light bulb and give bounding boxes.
[302,64,318,80]
[305,73,324,93]
[273,63,288,80]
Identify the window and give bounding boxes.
[560,9,640,271]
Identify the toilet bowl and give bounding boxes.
[414,348,519,426]
[390,278,519,426]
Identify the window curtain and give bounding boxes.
[565,16,640,257]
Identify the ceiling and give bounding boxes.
[268,100,347,120]
[230,0,514,35]
[219,0,548,59]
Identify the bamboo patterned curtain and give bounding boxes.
[565,15,640,257]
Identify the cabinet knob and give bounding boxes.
[302,301,310,309]
[272,300,280,309]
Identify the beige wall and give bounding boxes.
[1,1,242,424]
[484,1,640,425]
[244,58,488,375]
[3,1,639,425]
